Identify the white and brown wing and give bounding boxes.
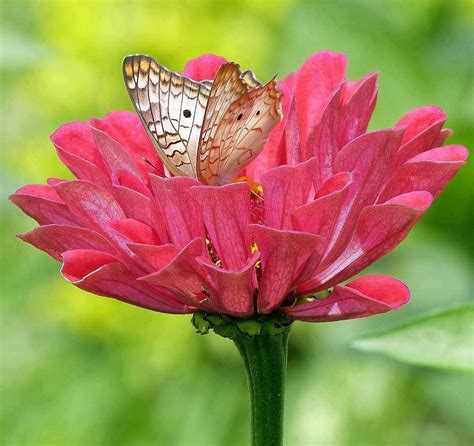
[197,63,250,182]
[198,78,282,185]
[123,54,210,177]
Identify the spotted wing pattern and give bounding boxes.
[123,55,210,177]
[198,78,282,185]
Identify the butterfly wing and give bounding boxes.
[199,78,282,185]
[197,63,251,182]
[123,54,210,177]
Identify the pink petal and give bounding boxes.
[395,105,447,145]
[106,219,160,245]
[304,85,343,185]
[51,121,108,171]
[197,254,259,317]
[299,191,433,293]
[284,97,301,165]
[90,111,163,179]
[91,127,143,182]
[18,224,117,261]
[286,275,410,322]
[295,51,347,147]
[113,185,168,243]
[128,243,179,272]
[338,72,378,148]
[55,180,125,231]
[139,238,212,309]
[327,128,404,261]
[150,176,204,248]
[181,54,228,81]
[379,145,469,201]
[292,172,352,249]
[433,128,453,148]
[192,182,251,270]
[261,158,316,230]
[61,249,190,314]
[53,145,112,191]
[10,184,78,226]
[251,224,324,313]
[393,119,446,169]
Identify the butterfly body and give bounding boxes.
[123,55,282,185]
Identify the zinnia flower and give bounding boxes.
[11,52,468,324]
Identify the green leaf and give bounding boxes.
[352,305,474,372]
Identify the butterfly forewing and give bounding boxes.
[123,55,210,177]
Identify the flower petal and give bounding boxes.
[295,51,348,147]
[18,224,117,261]
[113,185,168,243]
[251,224,324,313]
[61,249,190,313]
[150,176,204,248]
[10,184,79,226]
[55,180,125,231]
[90,111,162,176]
[292,172,352,249]
[197,254,259,317]
[338,72,378,148]
[395,105,447,145]
[299,191,433,293]
[379,145,469,201]
[261,158,316,230]
[286,275,409,322]
[106,219,160,245]
[181,54,228,81]
[139,238,212,309]
[192,182,251,270]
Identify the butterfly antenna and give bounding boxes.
[143,157,165,177]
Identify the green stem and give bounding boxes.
[232,329,290,446]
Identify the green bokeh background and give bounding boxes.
[1,0,473,445]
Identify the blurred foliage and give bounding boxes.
[1,0,473,445]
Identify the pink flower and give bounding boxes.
[11,52,467,322]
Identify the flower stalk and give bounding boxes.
[192,312,292,446]
[233,329,290,446]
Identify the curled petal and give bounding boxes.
[192,182,251,270]
[251,224,324,313]
[128,243,179,272]
[197,254,259,317]
[286,275,410,322]
[139,238,211,309]
[181,54,228,81]
[379,145,468,201]
[61,249,190,314]
[18,224,117,261]
[106,219,160,245]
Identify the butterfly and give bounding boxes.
[122,54,282,185]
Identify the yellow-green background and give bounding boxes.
[1,0,473,445]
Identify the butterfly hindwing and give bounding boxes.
[123,55,210,177]
[199,78,282,185]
